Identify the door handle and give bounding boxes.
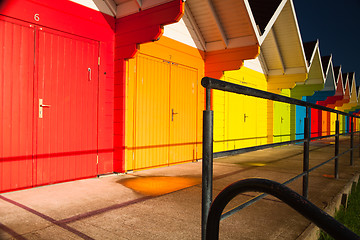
[40,104,51,108]
[39,99,50,118]
[172,108,178,121]
[88,68,92,81]
[244,114,248,122]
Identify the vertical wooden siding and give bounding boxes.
[273,89,291,143]
[295,104,306,140]
[134,54,170,170]
[213,67,267,152]
[0,19,35,192]
[0,17,100,192]
[169,64,198,164]
[124,37,203,171]
[126,54,199,170]
[35,28,99,185]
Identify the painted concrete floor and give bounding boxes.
[0,136,359,240]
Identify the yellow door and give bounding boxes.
[330,112,336,135]
[130,54,198,170]
[242,95,257,148]
[169,64,198,164]
[223,75,259,150]
[226,91,244,150]
[134,54,170,170]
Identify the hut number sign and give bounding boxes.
[34,14,40,22]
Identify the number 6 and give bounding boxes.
[34,14,40,22]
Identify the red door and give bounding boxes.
[0,17,100,192]
[35,27,99,185]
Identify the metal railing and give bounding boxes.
[205,178,360,240]
[201,77,360,239]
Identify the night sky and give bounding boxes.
[293,0,360,85]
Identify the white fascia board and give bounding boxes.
[337,67,345,94]
[308,40,318,67]
[289,0,308,72]
[344,74,349,94]
[322,57,336,91]
[309,42,325,83]
[259,0,287,45]
[135,0,142,8]
[243,0,261,43]
[351,76,357,96]
[327,55,336,89]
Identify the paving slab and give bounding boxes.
[0,136,359,240]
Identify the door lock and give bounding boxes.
[171,108,178,121]
[39,99,51,118]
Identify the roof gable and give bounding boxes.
[260,0,307,77]
[322,55,336,91]
[247,0,282,34]
[321,55,330,75]
[303,41,317,66]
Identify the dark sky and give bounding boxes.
[293,0,360,85]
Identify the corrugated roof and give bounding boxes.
[247,0,282,34]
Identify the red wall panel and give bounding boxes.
[0,18,34,192]
[1,0,115,192]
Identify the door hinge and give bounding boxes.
[97,155,99,164]
[98,57,100,66]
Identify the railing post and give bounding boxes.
[202,88,213,240]
[350,116,354,166]
[303,106,310,198]
[335,114,339,179]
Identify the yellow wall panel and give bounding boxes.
[125,37,204,171]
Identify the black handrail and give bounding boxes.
[201,77,360,118]
[206,178,360,240]
[201,77,360,239]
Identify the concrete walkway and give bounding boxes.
[1,136,359,240]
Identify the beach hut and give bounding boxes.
[290,41,325,139]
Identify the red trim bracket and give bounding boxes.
[115,0,185,60]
